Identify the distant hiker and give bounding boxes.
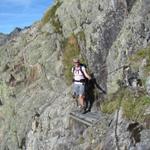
[72,58,91,113]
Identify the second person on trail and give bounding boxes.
[72,58,91,113]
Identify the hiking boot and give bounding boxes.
[86,109,91,112]
[81,109,87,114]
[80,106,87,114]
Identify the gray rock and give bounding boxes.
[0,0,150,149]
[146,76,150,95]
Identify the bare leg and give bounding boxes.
[79,95,85,107]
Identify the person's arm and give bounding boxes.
[82,67,91,80]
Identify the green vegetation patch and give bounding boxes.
[62,34,81,85]
[76,31,86,42]
[41,2,62,33]
[122,95,150,121]
[129,46,150,62]
[101,88,150,122]
[62,33,87,85]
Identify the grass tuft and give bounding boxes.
[101,88,150,122]
[41,2,62,33]
[62,34,80,85]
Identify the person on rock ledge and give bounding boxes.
[72,58,91,113]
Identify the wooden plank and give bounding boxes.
[69,110,101,126]
[70,114,92,126]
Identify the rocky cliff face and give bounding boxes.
[0,0,150,150]
[55,0,150,94]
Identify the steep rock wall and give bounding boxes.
[55,0,150,94]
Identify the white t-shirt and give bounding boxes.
[72,66,86,84]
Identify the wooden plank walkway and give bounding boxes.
[69,110,101,126]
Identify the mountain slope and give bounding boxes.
[0,0,150,150]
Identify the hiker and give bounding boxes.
[72,58,91,113]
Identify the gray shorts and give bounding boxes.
[73,83,85,96]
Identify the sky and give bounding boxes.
[0,0,54,34]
